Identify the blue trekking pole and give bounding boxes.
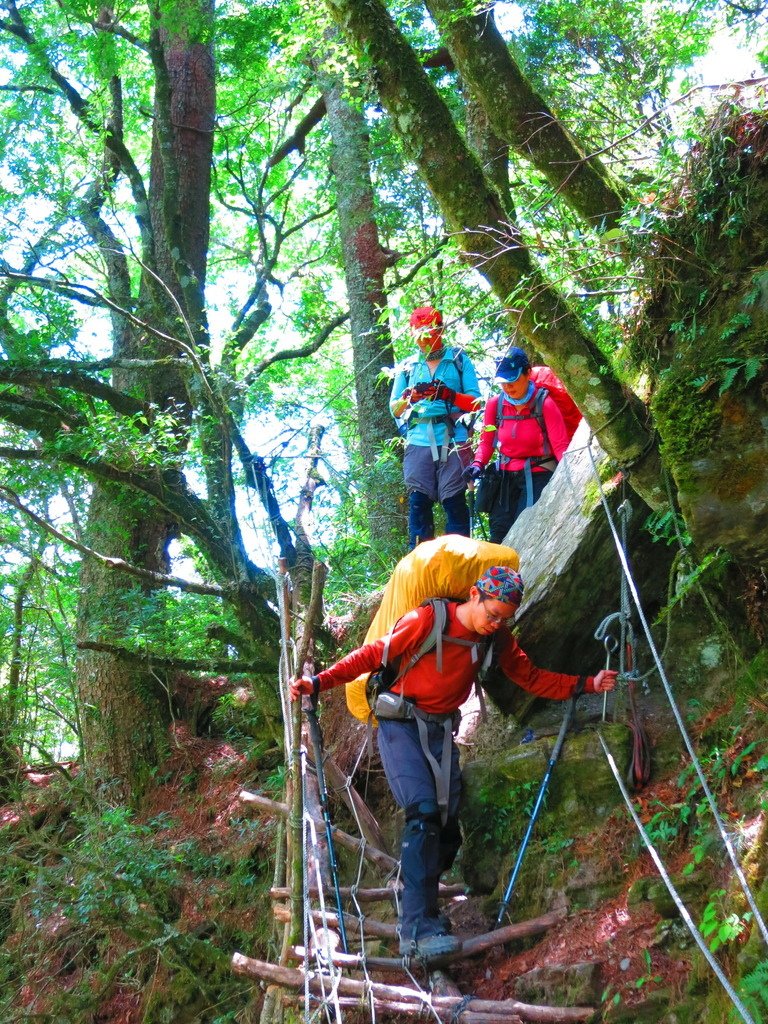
[495,677,586,928]
[304,696,349,952]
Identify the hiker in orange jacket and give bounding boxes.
[291,566,616,960]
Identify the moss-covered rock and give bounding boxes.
[628,872,709,920]
[460,723,630,896]
[515,960,601,1005]
[631,105,768,563]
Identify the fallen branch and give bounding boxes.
[273,903,396,939]
[287,907,566,963]
[269,882,466,902]
[283,992,523,1022]
[240,789,398,873]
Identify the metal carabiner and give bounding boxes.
[602,634,619,722]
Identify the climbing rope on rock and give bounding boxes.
[593,492,651,790]
[598,731,757,1024]
[586,440,768,948]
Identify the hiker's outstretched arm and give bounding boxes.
[498,635,599,700]
[298,607,434,696]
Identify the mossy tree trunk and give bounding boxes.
[318,49,406,546]
[425,0,627,228]
[75,1,216,799]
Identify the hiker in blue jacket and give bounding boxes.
[390,307,482,549]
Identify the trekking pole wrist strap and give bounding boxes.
[311,675,321,700]
[575,675,587,698]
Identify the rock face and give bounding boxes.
[493,421,674,679]
[460,722,630,898]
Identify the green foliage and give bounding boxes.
[741,959,768,1024]
[644,505,691,547]
[0,792,271,1020]
[714,355,764,396]
[699,889,751,952]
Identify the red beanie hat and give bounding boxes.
[410,306,443,329]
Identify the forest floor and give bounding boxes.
[2,702,764,1023]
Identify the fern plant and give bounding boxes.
[741,958,768,1024]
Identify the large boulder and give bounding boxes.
[483,422,674,702]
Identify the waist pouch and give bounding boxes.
[374,692,458,730]
[475,464,502,514]
[374,691,416,721]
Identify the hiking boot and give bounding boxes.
[425,911,452,933]
[399,931,461,959]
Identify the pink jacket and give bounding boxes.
[473,387,570,473]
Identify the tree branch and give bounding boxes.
[0,0,154,256]
[0,363,147,418]
[268,96,327,167]
[0,486,227,597]
[243,312,349,383]
[0,269,187,348]
[76,641,274,674]
[0,444,271,595]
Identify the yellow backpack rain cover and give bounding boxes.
[345,535,520,721]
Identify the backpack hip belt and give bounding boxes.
[407,414,455,462]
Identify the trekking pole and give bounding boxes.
[495,679,585,928]
[467,481,476,538]
[303,695,349,953]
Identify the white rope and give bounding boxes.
[587,441,768,947]
[301,767,345,1022]
[598,731,756,1024]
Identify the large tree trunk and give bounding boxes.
[0,559,36,796]
[319,60,406,546]
[323,0,664,509]
[74,1,216,798]
[75,486,172,797]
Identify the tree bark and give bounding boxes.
[74,0,217,799]
[322,0,664,509]
[318,57,406,545]
[425,0,626,228]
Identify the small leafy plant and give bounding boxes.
[699,889,752,952]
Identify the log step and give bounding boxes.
[269,882,466,902]
[277,905,566,953]
[233,952,594,1022]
